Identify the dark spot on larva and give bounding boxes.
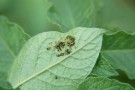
[65,49,71,55]
[56,52,64,57]
[55,76,58,79]
[46,47,51,50]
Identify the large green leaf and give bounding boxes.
[9,27,104,90]
[101,31,135,79]
[48,0,98,32]
[98,0,135,33]
[0,16,30,89]
[91,55,118,77]
[4,0,60,35]
[78,77,135,90]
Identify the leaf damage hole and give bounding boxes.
[46,35,76,57]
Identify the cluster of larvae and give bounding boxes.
[47,35,75,57]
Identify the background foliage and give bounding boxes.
[0,0,135,90]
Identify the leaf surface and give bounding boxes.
[91,55,118,77]
[9,27,104,90]
[78,77,135,90]
[98,0,135,33]
[48,0,98,31]
[102,31,135,79]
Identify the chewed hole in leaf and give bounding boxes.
[46,35,76,57]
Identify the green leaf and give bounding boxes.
[0,86,20,90]
[0,16,30,89]
[101,31,135,79]
[9,27,104,90]
[48,0,98,32]
[0,0,11,13]
[91,55,118,77]
[78,77,135,90]
[0,61,12,89]
[98,0,135,33]
[4,0,60,35]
